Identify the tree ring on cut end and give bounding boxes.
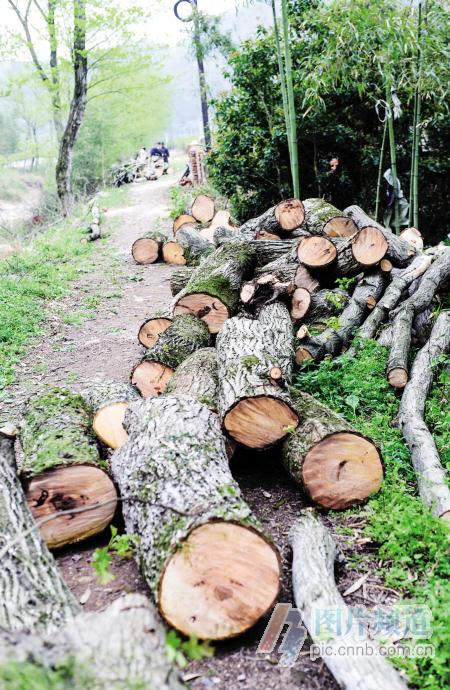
[174,293,230,334]
[297,236,337,268]
[138,317,172,348]
[131,361,174,397]
[224,396,299,449]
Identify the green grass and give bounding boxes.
[294,340,449,690]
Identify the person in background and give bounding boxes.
[159,142,170,175]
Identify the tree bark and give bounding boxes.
[55,0,88,215]
[297,288,350,324]
[239,199,305,239]
[131,231,164,264]
[111,395,281,640]
[398,311,450,520]
[20,388,117,549]
[289,512,409,690]
[255,247,300,283]
[163,225,213,266]
[164,347,218,411]
[216,303,299,449]
[83,381,141,449]
[241,275,293,316]
[172,241,255,333]
[170,266,194,296]
[131,314,211,397]
[302,198,357,237]
[282,391,383,509]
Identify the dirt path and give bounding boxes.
[1,176,345,690]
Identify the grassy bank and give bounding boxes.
[294,340,449,690]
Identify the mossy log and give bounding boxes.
[216,303,299,449]
[131,231,164,265]
[296,271,386,363]
[190,194,215,223]
[398,311,450,520]
[83,381,141,450]
[162,225,213,266]
[282,391,383,509]
[170,266,194,296]
[0,426,78,634]
[131,314,211,397]
[20,389,117,549]
[172,241,255,334]
[239,199,305,239]
[344,205,417,267]
[289,513,409,690]
[111,395,281,640]
[292,288,349,324]
[213,224,236,246]
[302,198,357,237]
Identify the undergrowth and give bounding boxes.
[294,339,449,690]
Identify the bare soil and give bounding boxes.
[1,175,398,690]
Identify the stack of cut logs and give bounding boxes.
[4,193,448,690]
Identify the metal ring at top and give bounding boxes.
[174,0,194,22]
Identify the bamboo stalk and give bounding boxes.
[281,0,300,198]
[412,2,425,229]
[375,119,388,222]
[271,0,293,167]
[386,87,400,236]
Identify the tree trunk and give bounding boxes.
[293,288,349,324]
[20,388,117,549]
[55,0,88,215]
[190,194,215,223]
[255,247,300,283]
[398,311,450,520]
[239,199,305,239]
[344,205,417,267]
[0,427,78,634]
[162,225,213,266]
[83,381,141,450]
[216,303,299,449]
[282,391,383,509]
[297,233,381,277]
[170,266,194,296]
[111,395,281,640]
[131,315,211,397]
[131,232,164,264]
[172,241,256,334]
[289,512,409,690]
[302,198,357,237]
[296,271,386,363]
[164,347,218,411]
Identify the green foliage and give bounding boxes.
[294,339,450,690]
[91,525,139,584]
[0,657,87,690]
[165,630,214,669]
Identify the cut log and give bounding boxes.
[296,271,386,362]
[164,347,218,411]
[351,226,388,266]
[400,226,424,250]
[239,199,305,239]
[380,258,393,273]
[398,311,450,520]
[290,287,311,321]
[282,391,383,509]
[20,389,117,549]
[173,213,197,234]
[216,303,299,449]
[131,314,211,397]
[297,235,337,268]
[191,194,215,223]
[344,205,417,267]
[298,288,350,324]
[83,381,141,449]
[200,210,235,242]
[172,241,255,334]
[138,316,173,347]
[162,226,213,266]
[131,231,164,265]
[240,275,293,315]
[111,395,281,640]
[294,264,320,292]
[170,266,194,296]
[0,426,78,634]
[252,239,299,266]
[302,198,356,237]
[297,234,366,277]
[289,512,409,690]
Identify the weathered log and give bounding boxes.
[173,213,197,234]
[239,199,305,239]
[400,226,424,250]
[282,391,383,509]
[20,389,117,549]
[162,225,213,266]
[351,226,388,266]
[302,198,357,237]
[83,381,141,449]
[398,311,450,520]
[296,271,386,363]
[164,347,218,411]
[111,395,281,639]
[191,194,215,223]
[172,241,255,334]
[169,266,194,296]
[240,275,293,315]
[295,288,349,324]
[131,314,211,397]
[216,303,299,449]
[289,512,409,690]
[213,224,236,246]
[252,239,299,266]
[294,264,321,292]
[344,205,417,267]
[138,315,173,348]
[0,426,78,634]
[131,231,164,264]
[255,247,300,283]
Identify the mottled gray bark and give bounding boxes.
[302,198,354,236]
[290,513,409,690]
[175,225,214,265]
[398,312,450,520]
[170,266,194,296]
[165,348,219,411]
[304,288,350,324]
[135,315,211,371]
[83,381,140,415]
[255,247,300,283]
